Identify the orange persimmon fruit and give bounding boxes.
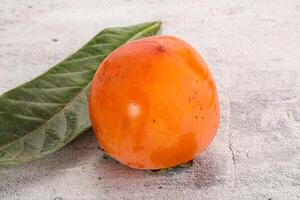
[89,35,220,170]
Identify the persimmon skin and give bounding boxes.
[89,35,220,170]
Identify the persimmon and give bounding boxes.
[89,35,220,170]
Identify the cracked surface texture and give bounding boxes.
[0,0,300,199]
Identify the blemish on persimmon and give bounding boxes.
[157,44,166,52]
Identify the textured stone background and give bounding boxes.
[0,0,300,199]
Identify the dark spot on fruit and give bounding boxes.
[195,115,198,119]
[158,44,166,52]
[153,119,156,123]
[200,107,203,110]
[201,117,204,119]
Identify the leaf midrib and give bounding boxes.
[0,22,159,152]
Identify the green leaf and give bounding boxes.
[0,21,161,165]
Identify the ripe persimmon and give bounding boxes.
[89,35,220,170]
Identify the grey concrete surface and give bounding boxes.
[0,0,300,199]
